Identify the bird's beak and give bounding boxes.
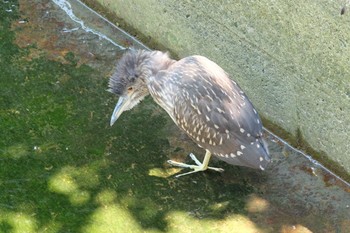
[110,96,130,126]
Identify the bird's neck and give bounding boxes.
[147,51,176,75]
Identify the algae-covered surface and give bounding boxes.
[0,0,349,232]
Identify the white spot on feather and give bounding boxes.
[207,95,213,101]
[216,107,224,113]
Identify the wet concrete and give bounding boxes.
[0,0,349,232]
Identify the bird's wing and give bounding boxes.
[148,55,270,170]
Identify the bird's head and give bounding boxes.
[108,50,151,126]
[108,49,173,126]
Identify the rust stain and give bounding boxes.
[13,0,95,66]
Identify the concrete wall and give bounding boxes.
[89,0,350,174]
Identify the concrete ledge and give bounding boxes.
[85,0,350,175]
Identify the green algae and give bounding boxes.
[0,2,255,232]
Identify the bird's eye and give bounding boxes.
[127,86,133,92]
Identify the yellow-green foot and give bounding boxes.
[167,151,224,178]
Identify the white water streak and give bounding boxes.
[52,0,125,49]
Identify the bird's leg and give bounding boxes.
[167,150,224,178]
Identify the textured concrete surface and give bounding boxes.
[86,0,350,174]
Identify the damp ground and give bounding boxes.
[0,1,349,232]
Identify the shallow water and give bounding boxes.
[0,0,349,232]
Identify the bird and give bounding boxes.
[108,49,270,177]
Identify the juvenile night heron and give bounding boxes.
[108,49,270,177]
